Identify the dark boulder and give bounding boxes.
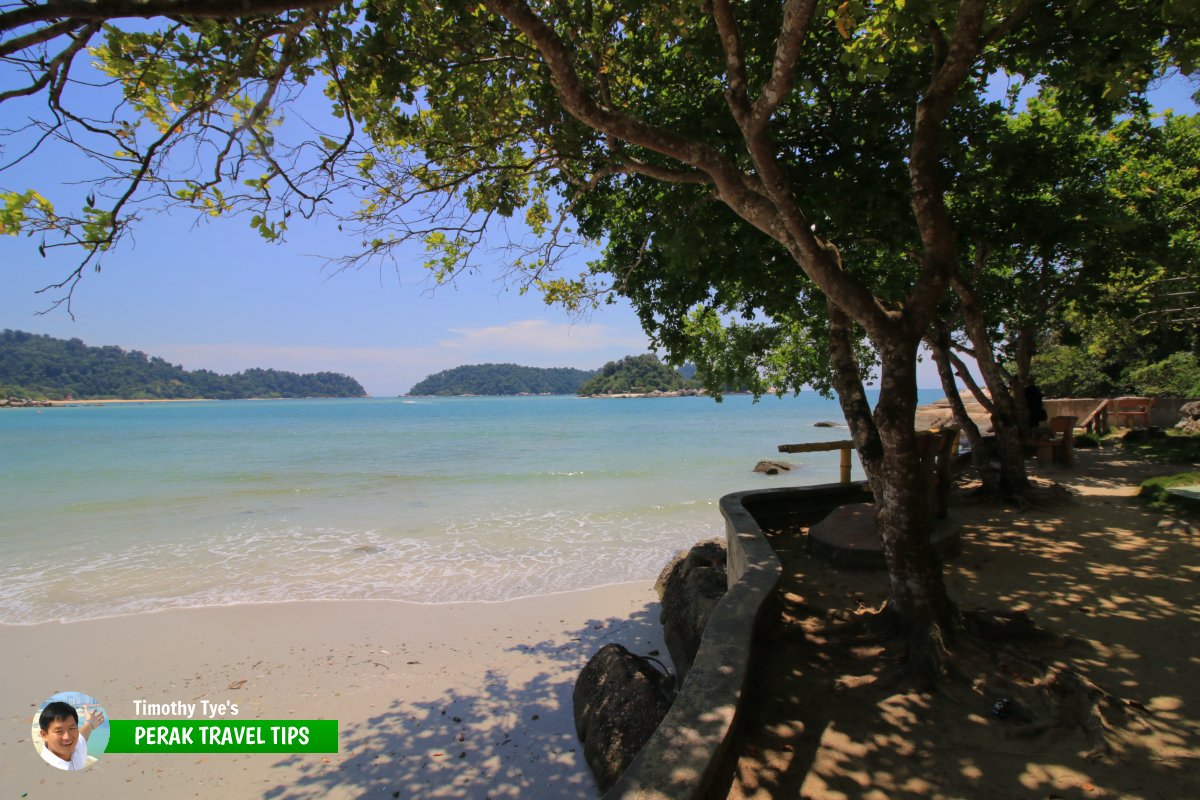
[753,459,792,475]
[655,540,728,682]
[573,643,674,792]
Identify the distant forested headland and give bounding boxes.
[407,354,699,397]
[0,330,367,400]
[406,363,597,396]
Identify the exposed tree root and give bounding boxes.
[817,603,1150,761]
[962,607,1056,642]
[973,651,1153,763]
[966,481,1075,509]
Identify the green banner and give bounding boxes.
[106,720,338,753]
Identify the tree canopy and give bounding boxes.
[3,0,1198,684]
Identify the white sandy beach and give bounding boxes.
[1,583,667,799]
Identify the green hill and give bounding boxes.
[406,363,597,396]
[0,330,367,400]
[578,354,699,396]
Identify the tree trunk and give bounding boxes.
[951,275,1030,496]
[1013,325,1036,438]
[827,302,883,500]
[828,303,957,683]
[872,340,958,683]
[927,329,994,488]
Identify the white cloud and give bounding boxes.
[439,319,650,356]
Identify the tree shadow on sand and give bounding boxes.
[719,447,1200,800]
[259,601,666,800]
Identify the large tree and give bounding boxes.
[3,0,1195,683]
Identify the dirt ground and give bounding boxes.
[718,445,1200,800]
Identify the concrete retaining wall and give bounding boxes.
[602,487,780,800]
[604,481,871,800]
[1044,397,1194,428]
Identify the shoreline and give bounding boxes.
[1,583,668,798]
[3,397,372,408]
[0,579,663,628]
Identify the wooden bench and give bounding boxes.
[1030,415,1077,467]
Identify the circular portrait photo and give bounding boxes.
[31,691,109,771]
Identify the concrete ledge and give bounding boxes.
[808,502,962,569]
[1164,485,1200,511]
[601,487,782,799]
[603,481,869,800]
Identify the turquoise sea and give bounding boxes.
[0,392,938,624]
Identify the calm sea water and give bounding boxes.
[0,392,938,624]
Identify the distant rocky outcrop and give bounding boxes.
[573,643,675,792]
[753,459,793,475]
[814,420,841,427]
[655,539,729,682]
[1177,400,1200,434]
[0,397,51,408]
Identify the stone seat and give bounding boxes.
[808,502,961,569]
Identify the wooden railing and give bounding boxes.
[777,439,855,483]
[1078,399,1110,434]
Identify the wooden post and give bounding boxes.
[777,440,855,485]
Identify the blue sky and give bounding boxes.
[2,60,1196,396]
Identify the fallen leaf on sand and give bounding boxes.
[228,679,247,690]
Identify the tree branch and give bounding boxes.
[948,348,995,414]
[709,0,750,124]
[0,22,96,103]
[750,0,818,126]
[583,159,710,190]
[0,17,83,58]
[982,0,1040,46]
[904,0,989,335]
[707,0,891,335]
[0,0,337,35]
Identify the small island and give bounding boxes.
[405,363,597,396]
[577,354,701,397]
[405,354,700,397]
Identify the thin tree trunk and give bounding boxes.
[927,329,994,487]
[1013,325,1036,439]
[949,348,995,416]
[827,301,883,500]
[951,274,1030,495]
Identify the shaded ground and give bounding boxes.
[717,446,1200,800]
